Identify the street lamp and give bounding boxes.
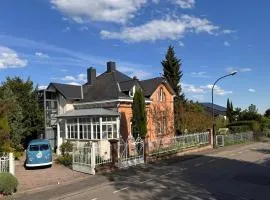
[212,71,237,146]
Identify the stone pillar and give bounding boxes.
[208,129,214,148]
[109,139,119,168]
[143,136,149,163]
[9,153,15,175]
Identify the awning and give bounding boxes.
[57,108,119,118]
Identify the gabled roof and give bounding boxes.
[82,71,132,102]
[139,77,175,97]
[47,83,82,100]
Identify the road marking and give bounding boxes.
[208,159,215,163]
[139,179,152,184]
[194,163,203,167]
[237,151,243,154]
[91,198,98,200]
[230,154,236,156]
[113,187,129,194]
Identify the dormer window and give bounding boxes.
[158,88,166,102]
[129,85,136,97]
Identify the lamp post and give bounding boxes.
[212,71,237,146]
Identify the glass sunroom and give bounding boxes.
[56,108,120,155]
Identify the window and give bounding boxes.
[156,111,166,135]
[67,119,78,139]
[79,118,91,139]
[158,88,166,102]
[29,145,39,151]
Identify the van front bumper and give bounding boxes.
[26,162,52,167]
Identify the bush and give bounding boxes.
[0,173,18,195]
[13,151,23,160]
[56,155,72,168]
[227,120,261,133]
[60,141,73,156]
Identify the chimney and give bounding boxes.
[107,61,116,73]
[87,67,96,85]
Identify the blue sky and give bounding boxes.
[0,0,269,113]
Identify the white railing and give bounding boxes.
[223,132,253,146]
[149,132,210,156]
[0,153,15,175]
[95,145,112,166]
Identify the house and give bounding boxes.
[38,61,176,155]
[200,103,227,118]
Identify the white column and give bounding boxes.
[65,119,68,139]
[90,142,96,175]
[117,116,120,139]
[99,117,103,140]
[77,118,80,140]
[8,153,15,175]
[56,120,62,155]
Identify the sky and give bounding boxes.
[0,0,269,113]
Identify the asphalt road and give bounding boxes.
[15,142,270,200]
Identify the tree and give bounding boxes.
[239,104,261,121]
[162,45,184,134]
[0,100,11,152]
[132,89,147,138]
[162,45,184,100]
[264,109,270,118]
[226,98,234,122]
[0,77,44,148]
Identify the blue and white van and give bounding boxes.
[26,139,52,167]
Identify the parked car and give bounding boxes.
[25,139,52,168]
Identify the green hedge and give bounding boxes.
[0,173,18,195]
[227,120,261,133]
[56,155,72,168]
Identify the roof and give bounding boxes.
[139,77,175,97]
[48,83,82,100]
[200,103,227,116]
[57,108,119,118]
[29,139,50,145]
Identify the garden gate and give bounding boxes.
[118,136,144,168]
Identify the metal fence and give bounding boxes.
[0,153,15,175]
[0,153,9,173]
[149,132,210,156]
[222,132,253,146]
[95,145,112,166]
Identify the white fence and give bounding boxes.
[72,143,112,175]
[216,132,253,147]
[0,153,15,175]
[149,132,210,156]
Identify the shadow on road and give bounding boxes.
[103,154,270,200]
[252,148,270,154]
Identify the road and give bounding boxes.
[15,142,270,200]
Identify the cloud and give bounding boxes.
[0,34,153,71]
[201,84,232,96]
[50,0,147,24]
[173,0,195,9]
[224,41,230,47]
[0,46,28,69]
[226,67,252,73]
[118,66,152,79]
[101,15,221,42]
[182,83,232,96]
[67,82,81,86]
[35,52,49,58]
[79,26,89,31]
[178,41,185,47]
[38,85,48,90]
[61,73,87,83]
[221,29,235,34]
[63,26,70,32]
[191,71,209,78]
[182,83,204,94]
[248,88,256,93]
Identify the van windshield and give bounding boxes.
[29,144,50,151]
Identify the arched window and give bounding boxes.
[158,88,166,102]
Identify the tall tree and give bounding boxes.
[0,77,44,148]
[132,89,147,139]
[264,109,270,118]
[162,45,184,100]
[226,98,234,122]
[0,100,11,152]
[162,45,184,134]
